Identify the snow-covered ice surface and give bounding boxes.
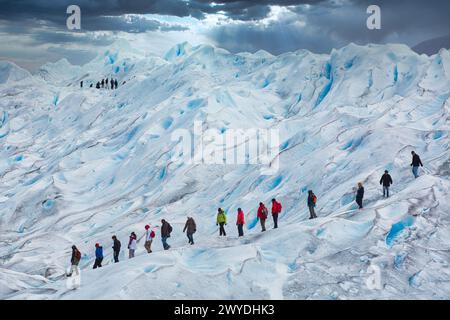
[1,41,450,300]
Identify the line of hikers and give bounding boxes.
[67,151,424,276]
[68,218,189,275]
[216,198,283,237]
[80,78,119,90]
[354,151,424,210]
[67,199,282,275]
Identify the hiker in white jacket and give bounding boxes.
[128,232,137,258]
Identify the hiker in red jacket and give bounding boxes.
[271,198,282,229]
[236,208,245,237]
[257,202,268,232]
[144,224,155,253]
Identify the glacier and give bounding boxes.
[0,41,450,300]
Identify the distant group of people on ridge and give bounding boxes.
[66,151,425,277]
[80,78,119,90]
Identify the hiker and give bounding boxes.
[216,208,227,236]
[271,198,282,229]
[380,170,393,198]
[115,79,118,89]
[257,202,268,232]
[67,245,81,277]
[356,182,364,209]
[93,243,103,269]
[96,82,100,89]
[236,208,245,237]
[161,219,172,250]
[80,81,83,88]
[128,232,137,258]
[101,79,105,88]
[112,235,121,263]
[307,190,318,219]
[106,78,108,86]
[111,78,114,89]
[183,217,196,245]
[144,225,155,253]
[411,151,424,178]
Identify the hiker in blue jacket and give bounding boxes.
[93,243,103,269]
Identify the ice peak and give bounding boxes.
[0,60,31,84]
[164,42,194,61]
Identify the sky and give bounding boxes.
[0,0,449,71]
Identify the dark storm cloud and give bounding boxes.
[0,1,327,23]
[193,0,327,21]
[81,16,189,33]
[2,0,447,45]
[208,0,450,55]
[0,0,190,21]
[0,0,327,50]
[0,0,192,42]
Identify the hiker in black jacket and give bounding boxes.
[380,170,393,198]
[356,182,364,209]
[183,217,196,245]
[161,219,172,250]
[307,190,318,219]
[112,235,121,263]
[411,151,423,179]
[67,245,81,277]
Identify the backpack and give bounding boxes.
[275,202,282,213]
[75,249,81,260]
[312,194,317,204]
[150,230,155,239]
[168,224,173,234]
[262,207,268,219]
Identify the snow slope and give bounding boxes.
[1,42,450,300]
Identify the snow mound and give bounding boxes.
[37,58,83,84]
